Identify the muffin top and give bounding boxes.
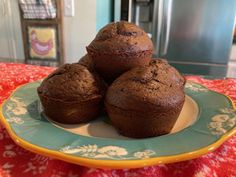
[105,59,185,111]
[87,21,153,54]
[38,63,103,102]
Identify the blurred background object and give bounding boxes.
[114,0,236,76]
[19,0,64,67]
[0,0,235,77]
[19,0,57,19]
[0,0,100,65]
[0,0,24,62]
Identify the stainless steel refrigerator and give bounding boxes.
[114,0,236,76]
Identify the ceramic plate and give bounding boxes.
[0,81,236,169]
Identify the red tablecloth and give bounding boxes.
[0,63,235,177]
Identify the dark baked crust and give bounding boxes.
[38,63,102,101]
[106,59,185,110]
[105,59,185,138]
[87,51,152,83]
[37,63,104,124]
[86,21,153,82]
[78,54,108,97]
[78,54,94,71]
[40,94,102,124]
[87,21,153,54]
[105,101,184,138]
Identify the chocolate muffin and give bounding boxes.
[37,63,105,124]
[78,54,108,97]
[78,54,94,71]
[87,21,153,82]
[105,59,185,138]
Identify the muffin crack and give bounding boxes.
[116,21,143,37]
[130,73,169,87]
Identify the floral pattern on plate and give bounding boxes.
[208,108,236,135]
[60,145,156,160]
[185,82,209,92]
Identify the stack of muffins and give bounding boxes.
[38,21,185,138]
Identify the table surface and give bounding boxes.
[0,63,235,177]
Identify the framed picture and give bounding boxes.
[19,0,64,66]
[27,26,58,61]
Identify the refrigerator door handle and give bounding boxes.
[152,0,164,56]
[160,0,173,56]
[128,0,133,22]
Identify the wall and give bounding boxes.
[230,45,236,61]
[0,0,24,61]
[64,0,97,63]
[10,0,25,60]
[228,45,236,77]
[1,0,110,63]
